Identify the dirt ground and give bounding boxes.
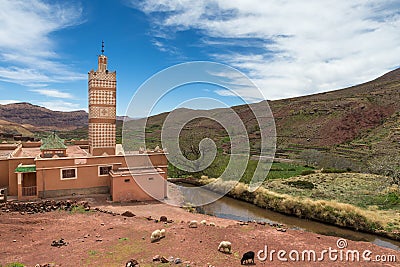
[0,195,399,267]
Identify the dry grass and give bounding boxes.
[197,175,400,240]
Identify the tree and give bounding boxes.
[368,153,400,185]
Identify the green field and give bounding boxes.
[168,156,314,182]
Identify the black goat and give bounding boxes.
[241,251,255,265]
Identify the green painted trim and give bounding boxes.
[15,165,36,173]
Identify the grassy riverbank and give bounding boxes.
[188,174,400,240]
[168,159,314,181]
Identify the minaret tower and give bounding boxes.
[88,41,116,156]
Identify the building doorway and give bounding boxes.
[15,164,37,200]
[22,172,37,197]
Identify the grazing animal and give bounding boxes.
[241,251,255,265]
[125,259,139,267]
[160,228,166,238]
[150,229,162,242]
[200,220,207,225]
[189,220,198,228]
[218,241,232,253]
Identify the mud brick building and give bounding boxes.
[0,46,168,202]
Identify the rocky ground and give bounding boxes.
[0,195,399,267]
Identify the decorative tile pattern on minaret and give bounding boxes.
[88,43,116,156]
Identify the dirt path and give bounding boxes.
[0,196,398,267]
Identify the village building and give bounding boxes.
[0,46,168,202]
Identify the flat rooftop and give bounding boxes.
[0,149,15,159]
[12,145,89,158]
[0,144,19,159]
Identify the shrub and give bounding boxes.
[285,180,315,189]
[70,205,87,214]
[270,167,285,171]
[301,170,316,175]
[6,264,25,267]
[368,153,400,185]
[321,168,346,173]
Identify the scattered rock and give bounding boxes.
[0,200,90,214]
[174,258,182,264]
[160,215,168,222]
[160,256,169,263]
[121,211,135,217]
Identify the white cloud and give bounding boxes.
[0,0,85,86]
[0,99,20,105]
[30,89,74,99]
[132,0,400,100]
[37,100,86,112]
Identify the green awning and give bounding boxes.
[15,165,36,173]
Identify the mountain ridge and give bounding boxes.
[1,68,399,162]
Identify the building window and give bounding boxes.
[99,165,112,176]
[61,168,77,180]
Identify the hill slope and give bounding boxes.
[0,102,88,131]
[124,68,400,163]
[1,68,399,163]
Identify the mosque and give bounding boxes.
[0,45,168,202]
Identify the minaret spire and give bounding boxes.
[97,41,107,72]
[89,42,116,156]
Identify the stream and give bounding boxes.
[174,182,400,251]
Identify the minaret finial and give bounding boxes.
[101,40,104,55]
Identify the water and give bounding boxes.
[173,182,400,251]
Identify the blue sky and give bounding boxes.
[0,0,399,116]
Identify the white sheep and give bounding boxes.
[160,228,166,238]
[218,241,232,253]
[150,229,161,242]
[200,220,207,225]
[209,222,216,226]
[189,220,198,228]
